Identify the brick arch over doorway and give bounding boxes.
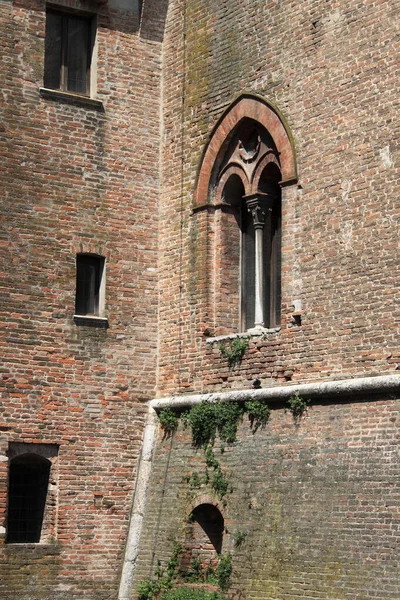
[194,94,297,209]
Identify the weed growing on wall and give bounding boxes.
[182,401,245,448]
[232,530,247,548]
[219,338,248,368]
[164,399,272,503]
[215,554,232,591]
[244,400,271,432]
[286,394,309,422]
[138,542,183,600]
[162,588,229,600]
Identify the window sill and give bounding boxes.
[73,315,109,328]
[205,326,280,344]
[39,88,104,111]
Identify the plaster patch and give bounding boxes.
[379,145,393,168]
[341,179,352,202]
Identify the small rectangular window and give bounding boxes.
[75,254,105,317]
[44,8,94,96]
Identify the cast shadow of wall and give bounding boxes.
[140,0,169,42]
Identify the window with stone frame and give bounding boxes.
[213,119,282,332]
[6,443,58,544]
[44,7,95,96]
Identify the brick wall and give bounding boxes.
[157,0,400,395]
[141,1,400,599]
[0,0,165,596]
[0,0,399,597]
[134,395,400,600]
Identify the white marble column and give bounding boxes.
[245,193,275,328]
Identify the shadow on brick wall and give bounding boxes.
[140,0,169,42]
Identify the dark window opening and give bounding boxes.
[75,254,104,316]
[44,9,94,95]
[6,454,51,544]
[258,166,281,328]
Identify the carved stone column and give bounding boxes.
[244,192,276,328]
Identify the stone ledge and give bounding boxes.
[205,327,280,344]
[73,315,109,328]
[39,88,104,111]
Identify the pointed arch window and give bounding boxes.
[194,95,297,336]
[215,120,282,331]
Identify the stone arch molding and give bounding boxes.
[194,94,297,208]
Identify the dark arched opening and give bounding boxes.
[182,504,224,572]
[191,503,224,554]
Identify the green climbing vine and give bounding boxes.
[137,543,231,600]
[137,542,183,600]
[158,399,272,504]
[180,401,246,504]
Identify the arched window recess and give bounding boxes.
[195,96,297,334]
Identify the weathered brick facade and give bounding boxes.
[0,0,399,599]
[0,0,165,596]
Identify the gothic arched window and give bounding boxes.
[194,96,297,336]
[216,121,282,330]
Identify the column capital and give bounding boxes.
[244,193,276,229]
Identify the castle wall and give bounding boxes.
[134,394,400,600]
[157,0,400,395]
[0,0,165,597]
[0,0,399,597]
[134,1,400,599]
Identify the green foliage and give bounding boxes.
[204,446,230,502]
[188,472,201,489]
[215,401,245,444]
[182,402,219,448]
[162,588,229,600]
[287,394,309,421]
[190,558,202,577]
[138,578,161,600]
[182,401,244,448]
[244,400,271,433]
[219,337,248,368]
[181,399,271,503]
[233,530,247,548]
[166,542,183,578]
[204,446,219,469]
[138,545,232,600]
[215,554,232,591]
[159,408,179,436]
[138,543,183,600]
[211,469,229,502]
